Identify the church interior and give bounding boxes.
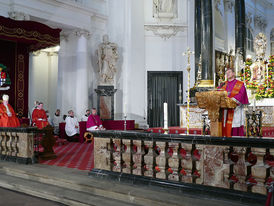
[0,0,274,205]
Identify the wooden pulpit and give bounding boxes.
[196,90,237,136]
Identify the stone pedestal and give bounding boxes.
[95,85,117,120]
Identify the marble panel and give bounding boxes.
[94,137,110,170]
[180,105,206,128]
[203,145,229,188]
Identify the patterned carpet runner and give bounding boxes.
[40,142,94,171]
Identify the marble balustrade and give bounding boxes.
[0,127,39,164]
[90,130,274,196]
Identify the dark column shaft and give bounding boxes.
[201,0,213,80]
[195,0,201,79]
[235,0,246,59]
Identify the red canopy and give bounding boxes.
[0,16,61,51]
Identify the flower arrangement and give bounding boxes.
[241,55,274,100]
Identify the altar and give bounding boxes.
[179,101,274,129]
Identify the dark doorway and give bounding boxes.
[147,71,183,127]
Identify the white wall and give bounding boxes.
[107,0,146,124]
[144,0,195,104]
[28,52,58,117]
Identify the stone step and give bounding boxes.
[0,161,259,206]
[0,162,184,206]
[0,172,137,206]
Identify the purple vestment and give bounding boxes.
[225,79,249,105]
[86,115,102,128]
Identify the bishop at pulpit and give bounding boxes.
[196,90,237,137]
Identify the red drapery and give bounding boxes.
[0,16,61,117]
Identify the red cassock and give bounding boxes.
[0,103,20,127]
[32,108,48,129]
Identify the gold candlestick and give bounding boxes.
[182,48,195,135]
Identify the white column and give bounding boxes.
[57,34,68,116]
[75,29,91,118]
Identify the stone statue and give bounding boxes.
[254,32,267,59]
[250,60,265,84]
[96,35,119,85]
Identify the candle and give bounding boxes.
[253,99,256,111]
[164,102,168,129]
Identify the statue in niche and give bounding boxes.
[249,33,267,84]
[250,60,265,84]
[153,0,177,18]
[96,35,119,85]
[254,32,267,59]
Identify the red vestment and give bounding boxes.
[32,108,48,129]
[219,79,248,137]
[0,103,20,127]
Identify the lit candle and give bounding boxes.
[164,102,168,129]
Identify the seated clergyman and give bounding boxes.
[81,109,90,121]
[65,110,79,142]
[86,108,105,131]
[0,94,20,127]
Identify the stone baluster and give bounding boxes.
[155,141,166,179]
[167,142,179,181]
[132,140,141,176]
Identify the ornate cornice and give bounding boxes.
[224,0,234,13]
[144,24,186,40]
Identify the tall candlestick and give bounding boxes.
[182,48,194,135]
[243,62,245,84]
[265,61,269,88]
[163,102,168,129]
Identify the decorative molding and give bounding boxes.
[74,29,91,39]
[16,54,25,116]
[8,11,30,20]
[31,51,58,56]
[144,24,186,40]
[254,15,267,31]
[224,0,234,13]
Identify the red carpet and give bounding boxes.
[40,142,94,171]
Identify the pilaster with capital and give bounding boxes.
[57,29,92,117]
[74,29,91,117]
